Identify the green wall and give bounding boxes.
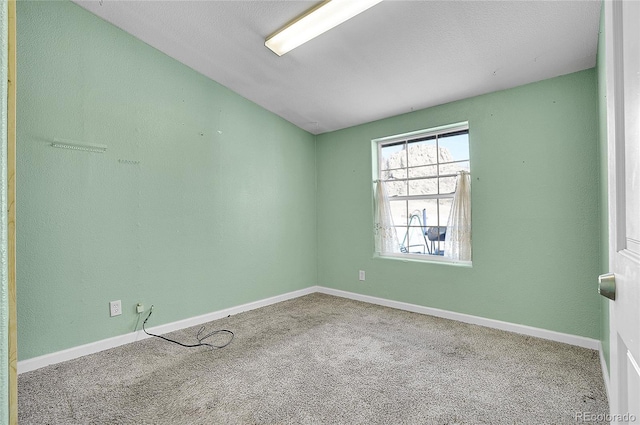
[17,1,317,360]
[596,2,610,372]
[317,69,601,339]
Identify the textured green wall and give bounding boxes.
[17,1,316,360]
[596,2,610,371]
[317,69,601,339]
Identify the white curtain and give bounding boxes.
[374,180,399,254]
[444,171,471,261]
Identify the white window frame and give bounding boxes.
[373,122,471,265]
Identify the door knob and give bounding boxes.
[598,273,616,300]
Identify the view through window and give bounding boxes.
[377,124,470,258]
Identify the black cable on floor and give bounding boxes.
[142,305,234,349]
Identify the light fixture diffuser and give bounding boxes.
[265,0,383,56]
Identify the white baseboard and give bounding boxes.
[18,286,317,374]
[19,284,601,373]
[599,342,611,404]
[316,287,601,350]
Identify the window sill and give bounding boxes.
[374,252,472,267]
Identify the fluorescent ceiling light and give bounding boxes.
[265,0,383,56]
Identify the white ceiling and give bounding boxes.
[73,0,602,135]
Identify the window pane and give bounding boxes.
[439,161,470,175]
[408,178,438,196]
[388,200,407,227]
[396,226,425,254]
[398,202,427,254]
[438,176,457,194]
[424,198,451,256]
[381,143,406,170]
[382,168,407,180]
[438,198,453,227]
[383,178,407,197]
[431,229,445,254]
[438,132,469,162]
[408,199,438,239]
[404,225,428,254]
[407,137,437,167]
[408,165,437,179]
[406,200,429,230]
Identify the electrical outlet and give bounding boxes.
[136,303,144,313]
[359,270,366,281]
[109,300,122,317]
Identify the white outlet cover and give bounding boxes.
[110,300,122,317]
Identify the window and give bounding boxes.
[374,123,471,262]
